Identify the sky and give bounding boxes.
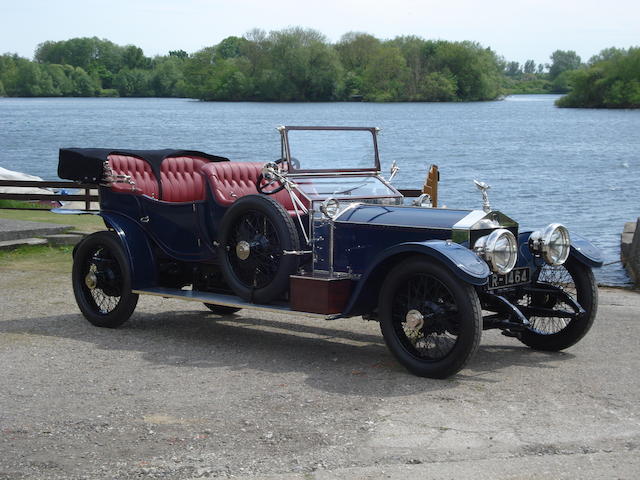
[1,0,638,66]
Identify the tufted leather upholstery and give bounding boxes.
[160,156,210,202]
[201,162,307,214]
[107,154,159,198]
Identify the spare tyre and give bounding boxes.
[218,194,300,303]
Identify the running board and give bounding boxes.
[132,287,334,320]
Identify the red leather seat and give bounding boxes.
[107,154,159,198]
[201,162,307,214]
[160,156,210,202]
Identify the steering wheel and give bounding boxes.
[256,159,286,195]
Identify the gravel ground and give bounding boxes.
[1,267,639,479]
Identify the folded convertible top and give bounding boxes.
[58,148,230,183]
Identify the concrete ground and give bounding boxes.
[0,218,70,242]
[0,267,638,479]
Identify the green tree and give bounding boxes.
[557,47,640,108]
[263,27,341,101]
[70,66,97,96]
[113,68,152,96]
[151,56,185,97]
[422,71,457,101]
[122,45,149,70]
[335,32,381,98]
[550,70,573,93]
[0,54,19,95]
[523,60,536,74]
[588,47,625,65]
[181,46,217,99]
[548,50,582,79]
[217,36,249,59]
[45,64,74,95]
[389,36,430,100]
[169,49,188,59]
[362,45,409,101]
[15,61,45,96]
[35,37,121,71]
[504,61,521,77]
[432,41,502,100]
[336,32,381,72]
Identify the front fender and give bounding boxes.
[343,240,490,317]
[99,211,156,289]
[570,233,603,267]
[519,230,603,268]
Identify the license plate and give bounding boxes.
[488,267,530,290]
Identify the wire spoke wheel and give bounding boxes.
[72,231,138,328]
[518,257,598,351]
[379,257,482,378]
[392,273,460,361]
[218,195,300,304]
[522,265,577,334]
[81,248,122,315]
[227,210,282,289]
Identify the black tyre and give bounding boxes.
[378,256,482,379]
[218,195,300,303]
[518,257,598,351]
[72,231,138,328]
[204,304,241,315]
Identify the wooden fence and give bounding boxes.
[0,179,422,212]
[0,180,98,210]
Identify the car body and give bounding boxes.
[57,126,603,378]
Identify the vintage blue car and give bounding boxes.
[57,126,603,378]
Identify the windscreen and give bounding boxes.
[286,128,378,172]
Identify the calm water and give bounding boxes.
[1,96,638,285]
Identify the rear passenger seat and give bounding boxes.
[160,156,209,202]
[107,154,159,198]
[106,154,210,203]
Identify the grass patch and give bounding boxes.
[0,244,74,274]
[0,199,50,209]
[0,208,104,232]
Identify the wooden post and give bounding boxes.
[422,165,439,207]
[84,187,91,211]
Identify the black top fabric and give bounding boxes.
[58,148,230,183]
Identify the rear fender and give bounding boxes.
[343,240,490,317]
[98,212,156,289]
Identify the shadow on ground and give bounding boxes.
[0,308,574,396]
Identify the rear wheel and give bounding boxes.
[72,231,138,328]
[518,257,597,351]
[379,257,482,378]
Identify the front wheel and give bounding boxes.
[378,257,482,379]
[72,231,138,328]
[518,257,598,351]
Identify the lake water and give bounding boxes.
[1,95,638,286]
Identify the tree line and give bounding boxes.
[555,47,640,108]
[0,29,635,107]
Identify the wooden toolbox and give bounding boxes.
[289,275,353,315]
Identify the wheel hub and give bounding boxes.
[236,240,251,260]
[85,271,98,290]
[405,309,424,331]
